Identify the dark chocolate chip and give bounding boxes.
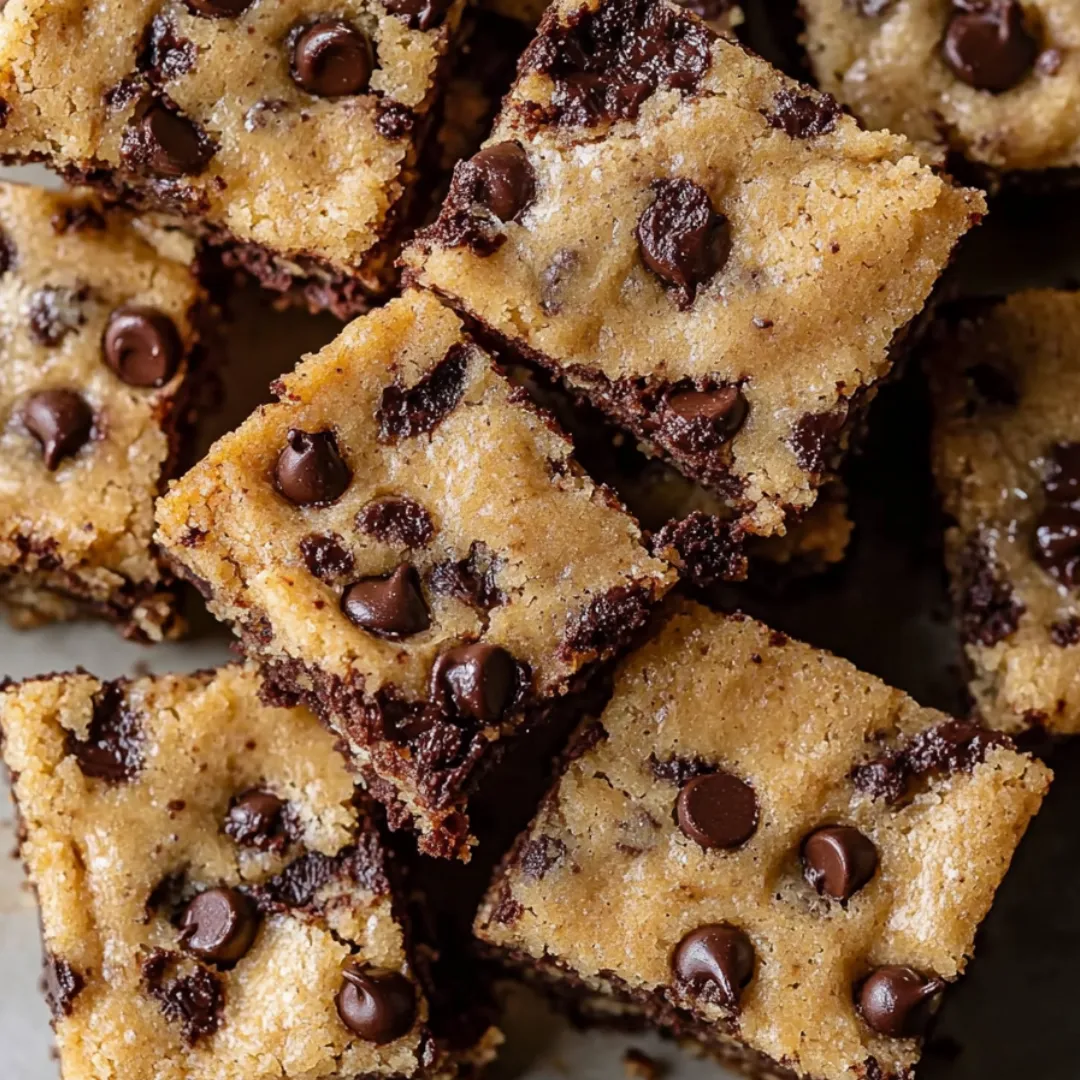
[68,682,143,782]
[636,178,729,309]
[139,14,197,83]
[1034,504,1080,588]
[1050,616,1080,647]
[341,564,430,639]
[382,0,451,32]
[649,511,748,587]
[21,389,94,471]
[185,0,253,16]
[428,541,504,610]
[801,826,878,901]
[858,966,945,1037]
[943,0,1039,93]
[250,836,390,911]
[676,771,759,849]
[560,584,654,660]
[790,405,848,474]
[224,790,287,851]
[375,100,415,139]
[28,286,87,346]
[336,965,417,1043]
[102,305,182,387]
[649,753,714,786]
[44,954,85,1020]
[520,834,568,880]
[1043,441,1080,504]
[456,142,536,223]
[144,951,223,1044]
[0,227,14,274]
[377,343,470,442]
[671,924,755,1007]
[356,496,435,548]
[300,533,356,581]
[765,89,841,138]
[291,21,373,97]
[274,429,352,506]
[431,643,517,723]
[51,204,106,234]
[121,100,214,178]
[957,538,1023,646]
[663,385,747,452]
[179,888,259,965]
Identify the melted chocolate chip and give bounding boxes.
[28,286,87,346]
[375,101,415,139]
[274,429,352,506]
[801,826,878,901]
[21,389,94,470]
[44,954,85,1020]
[251,834,390,911]
[382,0,451,31]
[185,0,253,16]
[540,248,580,315]
[336,965,417,1043]
[0,227,15,274]
[957,538,1024,645]
[943,0,1039,93]
[454,142,536,223]
[1051,616,1080,647]
[1034,505,1080,588]
[102,305,182,387]
[224,790,288,852]
[791,405,848,474]
[50,204,106,234]
[356,496,435,548]
[139,14,197,84]
[144,951,223,1044]
[561,584,654,660]
[765,89,842,139]
[662,384,747,452]
[636,178,729,309]
[520,834,568,880]
[377,344,470,442]
[67,681,143,781]
[650,511,748,587]
[300,532,356,581]
[676,771,759,849]
[429,542,504,610]
[649,753,715,786]
[179,888,259,965]
[1043,442,1080,503]
[121,99,215,178]
[431,643,517,723]
[290,21,373,97]
[858,966,944,1037]
[341,564,430,639]
[671,924,755,1008]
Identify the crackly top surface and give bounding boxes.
[930,290,1080,734]
[477,602,1049,1080]
[801,0,1080,174]
[0,664,454,1080]
[0,183,201,618]
[403,0,983,535]
[0,0,463,277]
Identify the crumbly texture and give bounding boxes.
[0,665,500,1080]
[801,0,1080,176]
[930,290,1080,734]
[477,601,1050,1080]
[156,289,674,859]
[0,0,465,312]
[0,182,206,640]
[403,0,984,537]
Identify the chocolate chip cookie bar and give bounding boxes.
[930,290,1080,735]
[156,289,674,859]
[0,664,500,1080]
[0,182,208,641]
[0,0,467,318]
[799,1,1080,183]
[402,0,984,538]
[476,601,1050,1080]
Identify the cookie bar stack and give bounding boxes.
[1,1,1073,1079]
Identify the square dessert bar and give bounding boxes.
[0,0,467,318]
[402,0,985,538]
[0,665,500,1080]
[156,289,674,859]
[476,601,1050,1080]
[930,290,1080,735]
[800,1,1080,182]
[0,182,208,641]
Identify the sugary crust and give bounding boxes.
[930,290,1080,733]
[0,182,206,640]
[800,0,1080,174]
[477,601,1050,1080]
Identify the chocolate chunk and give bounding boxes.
[185,0,253,16]
[1034,504,1080,588]
[356,496,435,548]
[67,681,143,782]
[377,344,470,442]
[44,954,85,1020]
[858,966,944,1037]
[139,14,197,83]
[561,584,654,660]
[144,951,224,1044]
[676,771,759,849]
[224,790,288,852]
[375,101,415,139]
[650,511,748,587]
[671,924,755,1008]
[957,539,1023,646]
[382,0,451,32]
[336,965,416,1043]
[290,21,373,97]
[21,389,94,470]
[300,533,356,581]
[28,286,87,346]
[455,142,536,223]
[274,429,352,506]
[0,227,14,274]
[791,405,848,474]
[102,305,182,387]
[429,542,505,610]
[801,826,878,901]
[540,248,580,315]
[179,888,259,965]
[520,834,568,880]
[121,99,214,178]
[431,643,517,723]
[636,179,730,309]
[341,564,430,639]
[662,385,747,452]
[1050,616,1080,647]
[765,89,842,139]
[943,0,1038,93]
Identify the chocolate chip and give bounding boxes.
[44,954,85,1020]
[102,305,182,387]
[540,248,580,315]
[650,511,748,587]
[560,584,654,661]
[250,837,390,911]
[649,753,714,786]
[28,286,87,346]
[676,771,759,849]
[429,542,504,610]
[179,888,259,965]
[121,100,214,178]
[21,390,94,471]
[1034,504,1080,588]
[382,0,451,31]
[1050,616,1080,647]
[274,429,352,506]
[1043,442,1080,504]
[300,533,355,581]
[858,966,945,1037]
[431,643,517,723]
[765,89,841,138]
[291,21,373,97]
[456,142,536,223]
[520,834,568,880]
[671,924,755,1008]
[375,101,415,139]
[144,951,223,1044]
[636,179,729,309]
[957,538,1024,646]
[139,14,197,83]
[67,681,143,781]
[51,204,106,234]
[790,405,848,474]
[336,965,417,1043]
[663,385,747,452]
[224,790,288,851]
[801,826,878,901]
[377,343,470,442]
[185,0,252,16]
[356,496,435,548]
[943,0,1039,93]
[0,227,14,274]
[341,564,430,639]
